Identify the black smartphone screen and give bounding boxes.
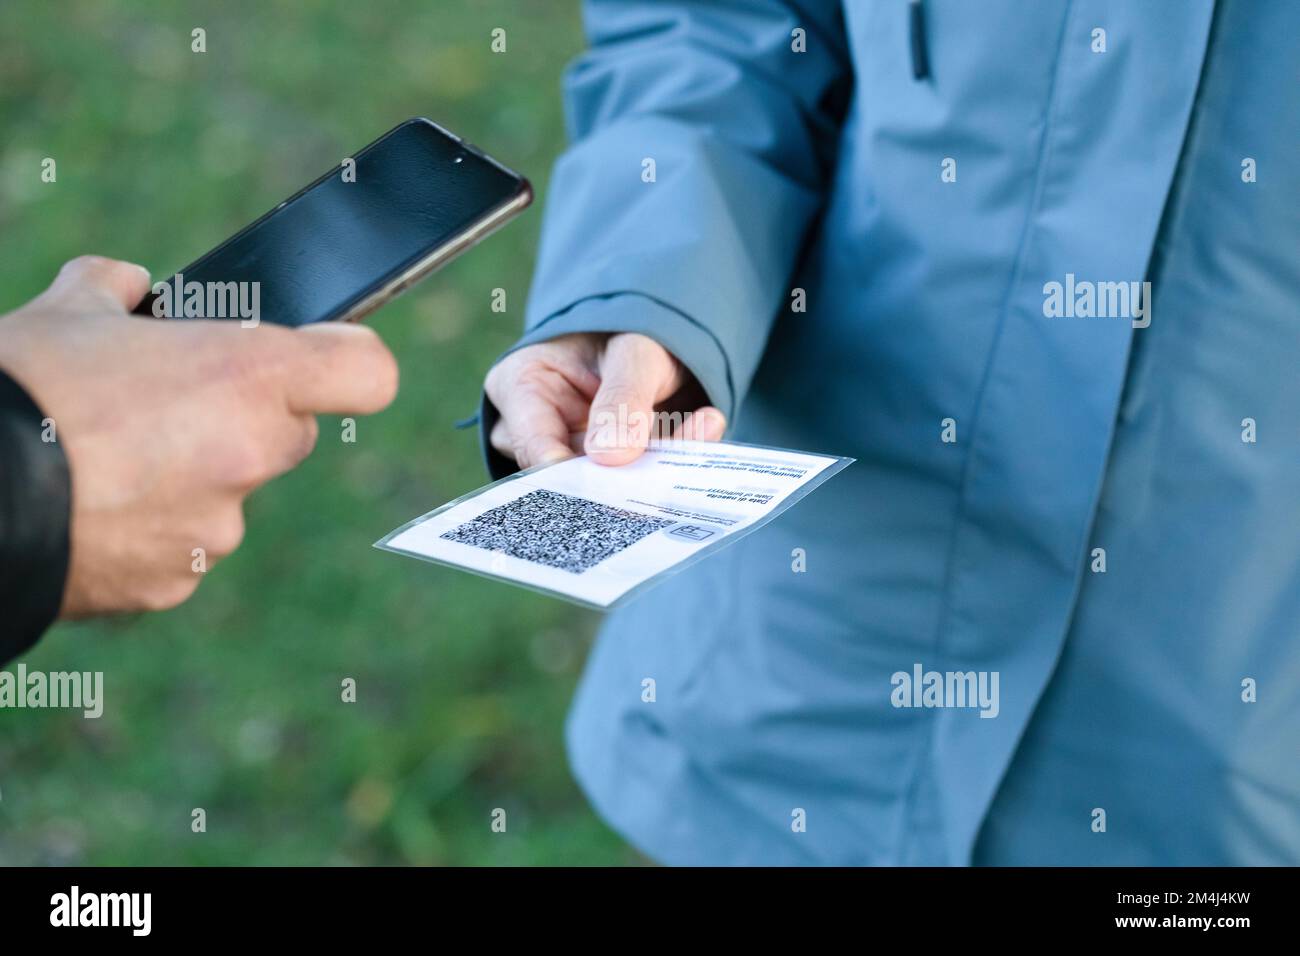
[146,119,526,326]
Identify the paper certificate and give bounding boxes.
[375,440,852,609]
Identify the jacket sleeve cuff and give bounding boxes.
[0,369,71,663]
[479,293,734,480]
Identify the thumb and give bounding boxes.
[585,365,660,467]
[44,255,152,312]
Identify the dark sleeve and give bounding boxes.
[0,369,71,663]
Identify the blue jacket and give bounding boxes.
[487,0,1299,864]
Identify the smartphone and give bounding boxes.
[137,118,531,326]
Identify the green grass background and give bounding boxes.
[0,0,636,865]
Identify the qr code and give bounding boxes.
[440,489,674,574]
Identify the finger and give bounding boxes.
[675,405,727,442]
[46,255,152,311]
[499,391,578,469]
[488,418,577,463]
[492,418,585,461]
[491,417,573,460]
[602,333,684,402]
[284,323,399,415]
[490,418,513,458]
[486,348,600,424]
[265,414,320,477]
[585,367,660,468]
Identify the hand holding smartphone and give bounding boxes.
[137,118,531,326]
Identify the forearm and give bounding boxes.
[480,1,852,475]
[524,0,851,415]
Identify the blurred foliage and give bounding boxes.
[0,0,637,865]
